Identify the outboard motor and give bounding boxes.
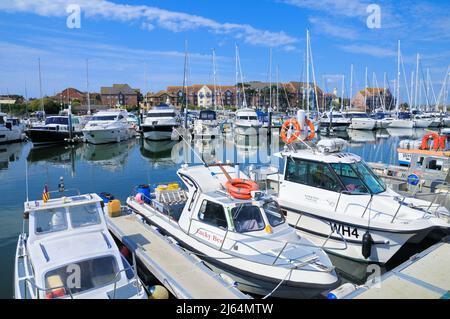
[362,231,373,259]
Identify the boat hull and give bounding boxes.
[26,129,82,145]
[83,128,134,144]
[142,125,176,141]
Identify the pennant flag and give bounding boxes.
[42,184,50,203]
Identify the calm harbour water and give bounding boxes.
[0,128,430,298]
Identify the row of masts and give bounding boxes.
[28,33,450,116]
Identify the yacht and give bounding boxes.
[26,115,83,145]
[319,111,351,132]
[387,112,414,129]
[233,108,262,135]
[127,164,339,298]
[260,139,450,264]
[344,112,376,130]
[0,113,26,144]
[14,187,147,299]
[142,104,180,141]
[193,109,220,139]
[412,114,433,128]
[83,109,135,144]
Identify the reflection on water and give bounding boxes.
[0,128,441,298]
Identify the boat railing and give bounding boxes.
[111,265,142,299]
[23,277,74,299]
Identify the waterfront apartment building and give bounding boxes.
[351,88,395,111]
[100,84,141,107]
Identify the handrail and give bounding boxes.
[111,267,141,300]
[23,277,74,299]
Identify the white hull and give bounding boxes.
[348,120,376,130]
[83,128,134,144]
[413,119,432,128]
[234,125,261,136]
[143,129,173,141]
[388,119,414,128]
[0,127,25,144]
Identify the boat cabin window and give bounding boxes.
[0,116,4,124]
[45,117,69,125]
[146,112,176,118]
[263,201,285,227]
[35,209,68,234]
[92,115,116,121]
[198,200,228,229]
[285,158,343,192]
[199,111,216,120]
[238,116,258,121]
[44,255,118,297]
[69,204,101,228]
[117,115,124,120]
[331,161,385,194]
[231,204,265,233]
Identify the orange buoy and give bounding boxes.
[225,178,259,200]
[281,119,301,144]
[421,132,440,150]
[305,118,315,141]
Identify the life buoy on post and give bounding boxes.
[420,132,440,150]
[225,178,259,200]
[281,119,301,144]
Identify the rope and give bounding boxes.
[262,267,295,299]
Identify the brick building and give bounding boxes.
[100,84,140,107]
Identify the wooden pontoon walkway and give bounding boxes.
[106,212,250,299]
[345,237,450,299]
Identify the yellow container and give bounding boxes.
[156,185,168,191]
[167,183,179,190]
[108,199,121,217]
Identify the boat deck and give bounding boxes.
[106,212,250,299]
[345,237,450,299]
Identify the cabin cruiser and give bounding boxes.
[142,104,180,141]
[14,187,147,299]
[233,108,262,136]
[388,112,414,129]
[412,114,433,128]
[319,111,351,132]
[344,112,376,130]
[127,164,339,298]
[193,109,220,139]
[372,112,391,129]
[26,115,83,145]
[83,109,135,144]
[260,139,450,264]
[0,113,26,144]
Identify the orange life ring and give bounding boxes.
[305,118,315,141]
[421,132,440,150]
[281,119,301,144]
[225,178,259,200]
[438,135,446,150]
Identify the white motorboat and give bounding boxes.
[14,187,147,299]
[142,104,180,141]
[233,108,262,136]
[388,118,414,129]
[260,139,450,264]
[127,164,339,298]
[413,115,433,128]
[193,109,220,139]
[0,113,26,144]
[83,109,135,144]
[344,112,376,130]
[319,112,351,132]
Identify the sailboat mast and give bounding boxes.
[396,40,401,113]
[276,65,279,112]
[306,29,310,113]
[414,53,420,110]
[340,74,344,111]
[269,48,272,111]
[364,67,368,112]
[235,44,239,109]
[426,68,430,111]
[236,45,247,108]
[383,72,387,111]
[183,40,189,112]
[212,48,217,111]
[350,64,353,108]
[38,58,44,114]
[86,58,91,115]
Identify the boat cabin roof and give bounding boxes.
[277,149,362,164]
[25,193,102,213]
[28,230,116,278]
[235,108,257,116]
[93,109,127,116]
[178,165,243,193]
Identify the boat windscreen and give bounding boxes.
[331,161,385,194]
[263,201,285,227]
[45,117,69,125]
[91,115,116,121]
[231,204,265,233]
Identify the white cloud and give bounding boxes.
[281,0,369,18]
[0,0,298,47]
[308,17,359,40]
[338,44,396,58]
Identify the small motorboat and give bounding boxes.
[127,164,339,298]
[1,113,26,144]
[233,108,262,136]
[83,109,135,144]
[14,184,147,299]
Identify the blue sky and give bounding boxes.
[0,0,449,105]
